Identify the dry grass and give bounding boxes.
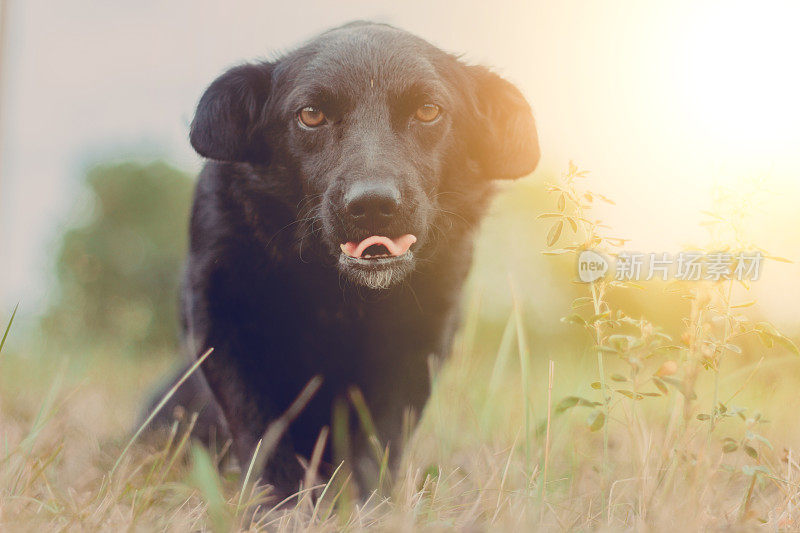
[2,303,800,531]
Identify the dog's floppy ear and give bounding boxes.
[190,62,273,162]
[466,66,540,180]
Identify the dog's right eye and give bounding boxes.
[298,106,327,128]
[414,103,441,123]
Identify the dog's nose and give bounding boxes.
[345,183,400,231]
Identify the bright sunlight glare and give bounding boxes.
[676,2,800,155]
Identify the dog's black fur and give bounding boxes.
[147,21,539,494]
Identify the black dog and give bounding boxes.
[148,21,539,493]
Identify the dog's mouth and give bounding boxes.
[339,234,417,260]
[337,234,418,289]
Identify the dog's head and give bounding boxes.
[190,22,539,289]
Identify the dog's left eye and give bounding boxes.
[298,106,327,128]
[414,103,441,123]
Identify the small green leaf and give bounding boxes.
[555,396,580,412]
[743,445,758,459]
[722,442,738,453]
[587,311,611,325]
[587,410,605,432]
[775,334,800,356]
[566,217,578,232]
[596,194,615,205]
[561,314,587,327]
[755,331,773,348]
[749,433,774,450]
[742,465,770,476]
[547,221,564,246]
[542,248,573,255]
[766,255,793,263]
[754,322,800,355]
[696,413,711,421]
[652,377,668,396]
[610,373,628,382]
[597,345,621,354]
[572,297,593,308]
[722,343,742,354]
[608,334,636,346]
[555,396,596,414]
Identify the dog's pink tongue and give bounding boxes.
[340,234,417,258]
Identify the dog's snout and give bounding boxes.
[345,183,400,231]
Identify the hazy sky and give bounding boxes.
[2,0,799,320]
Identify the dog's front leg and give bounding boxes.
[192,334,304,496]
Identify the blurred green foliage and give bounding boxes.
[41,161,194,356]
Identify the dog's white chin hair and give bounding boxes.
[348,267,403,290]
[338,251,415,290]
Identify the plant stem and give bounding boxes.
[590,281,609,514]
[710,278,735,434]
[540,360,554,524]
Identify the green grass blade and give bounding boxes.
[0,303,19,356]
[189,444,232,533]
[509,276,532,476]
[311,460,344,523]
[237,438,262,511]
[110,347,213,478]
[487,311,517,402]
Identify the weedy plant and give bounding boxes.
[540,162,799,525]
